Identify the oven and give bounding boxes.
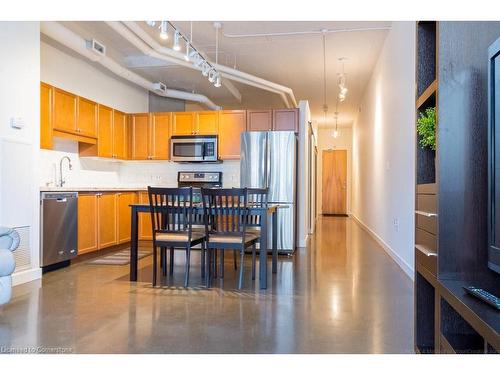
[171,135,218,162]
[178,172,222,203]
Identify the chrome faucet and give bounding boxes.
[59,156,73,187]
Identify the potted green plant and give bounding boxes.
[417,107,436,151]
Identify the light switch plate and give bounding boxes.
[10,117,25,129]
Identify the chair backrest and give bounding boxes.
[247,188,269,228]
[147,187,193,238]
[201,188,248,239]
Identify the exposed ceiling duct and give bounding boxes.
[40,21,221,110]
[108,21,297,108]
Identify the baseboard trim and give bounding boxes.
[12,267,42,286]
[350,214,414,281]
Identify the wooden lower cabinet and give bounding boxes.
[78,191,138,256]
[97,193,118,248]
[139,192,153,240]
[77,194,99,254]
[117,192,137,243]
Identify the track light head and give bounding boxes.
[159,21,168,40]
[202,62,210,77]
[146,21,156,27]
[184,42,190,61]
[214,74,222,88]
[333,129,339,138]
[338,92,346,102]
[173,31,181,51]
[208,68,217,83]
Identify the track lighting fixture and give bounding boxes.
[159,21,168,40]
[173,30,181,51]
[146,21,222,88]
[214,74,222,88]
[184,41,190,61]
[333,113,340,138]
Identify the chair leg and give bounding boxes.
[201,242,206,279]
[233,250,238,270]
[238,249,245,289]
[161,247,167,276]
[205,248,212,288]
[252,243,257,280]
[152,246,157,287]
[220,250,224,279]
[169,247,174,275]
[184,247,191,288]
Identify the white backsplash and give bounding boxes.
[40,138,240,189]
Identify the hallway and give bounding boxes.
[0,217,413,353]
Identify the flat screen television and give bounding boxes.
[487,35,500,274]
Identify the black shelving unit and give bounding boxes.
[414,21,500,355]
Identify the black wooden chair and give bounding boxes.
[148,187,206,287]
[201,188,259,289]
[245,188,269,279]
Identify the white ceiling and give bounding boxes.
[60,21,391,128]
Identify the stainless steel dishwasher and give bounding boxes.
[40,192,78,268]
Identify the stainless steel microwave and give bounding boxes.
[170,135,218,162]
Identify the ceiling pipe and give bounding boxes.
[40,21,220,110]
[222,26,391,39]
[118,21,297,108]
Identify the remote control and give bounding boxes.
[463,286,500,310]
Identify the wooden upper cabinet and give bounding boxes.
[77,97,98,138]
[98,193,118,249]
[97,105,113,158]
[77,193,98,255]
[247,110,272,131]
[150,112,171,160]
[273,108,299,132]
[196,111,219,135]
[113,110,127,159]
[117,192,136,244]
[219,110,246,160]
[40,82,53,150]
[53,88,77,134]
[129,113,150,160]
[172,112,195,135]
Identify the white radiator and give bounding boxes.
[12,225,31,272]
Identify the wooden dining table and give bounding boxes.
[128,203,280,289]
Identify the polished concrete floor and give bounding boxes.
[0,217,413,353]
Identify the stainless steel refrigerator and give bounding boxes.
[240,131,296,254]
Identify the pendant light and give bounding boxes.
[333,112,339,138]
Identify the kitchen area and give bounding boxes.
[39,80,303,276]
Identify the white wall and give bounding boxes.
[0,22,42,284]
[351,22,416,279]
[316,127,353,215]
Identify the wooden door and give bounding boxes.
[172,112,195,135]
[150,112,171,160]
[98,193,118,248]
[77,97,98,138]
[219,110,246,159]
[98,105,113,158]
[273,108,299,132]
[139,192,153,240]
[77,194,98,254]
[113,110,127,159]
[322,150,347,215]
[40,82,53,150]
[117,192,136,244]
[196,111,219,135]
[53,88,77,134]
[247,110,272,131]
[130,113,150,160]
